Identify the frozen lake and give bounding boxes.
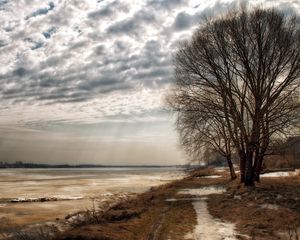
[0,167,185,228]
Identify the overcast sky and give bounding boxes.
[0,0,299,165]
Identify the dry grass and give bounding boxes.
[56,177,198,240]
[207,175,300,239]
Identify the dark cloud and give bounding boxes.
[77,76,122,91]
[172,0,248,31]
[25,2,55,20]
[114,41,128,52]
[69,40,90,50]
[148,0,185,10]
[0,0,8,10]
[37,77,58,88]
[24,38,45,50]
[31,42,44,50]
[107,10,156,36]
[87,1,128,20]
[12,67,32,77]
[173,12,199,31]
[88,7,113,19]
[43,27,57,39]
[90,45,106,56]
[38,90,88,102]
[135,66,172,79]
[40,53,71,68]
[0,40,8,48]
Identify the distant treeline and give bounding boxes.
[0,161,180,169]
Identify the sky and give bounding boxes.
[0,0,299,165]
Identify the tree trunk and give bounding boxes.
[254,146,267,182]
[254,156,264,182]
[244,151,255,186]
[226,154,237,180]
[239,152,246,183]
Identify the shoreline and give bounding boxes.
[56,167,300,240]
[2,168,300,239]
[0,167,185,234]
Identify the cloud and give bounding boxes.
[0,0,299,121]
[87,0,127,20]
[173,12,199,31]
[107,10,156,36]
[25,2,55,20]
[0,0,8,10]
[43,27,57,39]
[0,0,299,165]
[148,0,185,10]
[171,0,250,32]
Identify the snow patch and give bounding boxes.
[185,201,238,240]
[180,186,242,240]
[261,171,298,177]
[179,186,225,196]
[199,175,221,179]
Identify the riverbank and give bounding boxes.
[3,167,300,239]
[0,168,184,238]
[56,167,300,240]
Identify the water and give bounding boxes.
[0,167,184,228]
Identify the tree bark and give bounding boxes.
[254,156,264,182]
[244,150,255,186]
[226,154,237,180]
[239,151,246,183]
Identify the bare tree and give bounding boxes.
[169,91,237,179]
[167,7,300,186]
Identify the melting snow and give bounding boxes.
[185,200,237,240]
[198,175,221,179]
[180,186,239,240]
[261,171,298,178]
[179,186,225,196]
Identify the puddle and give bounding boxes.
[180,186,239,240]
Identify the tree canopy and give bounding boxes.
[167,7,300,186]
